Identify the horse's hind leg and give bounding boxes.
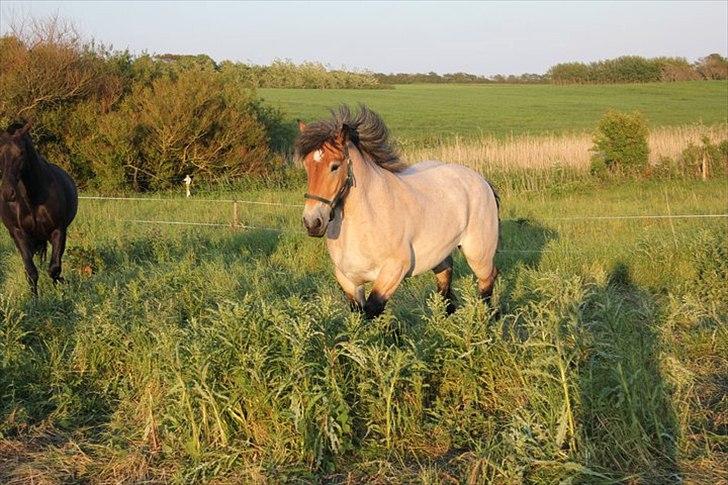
[460,234,498,307]
[433,255,456,315]
[48,228,67,284]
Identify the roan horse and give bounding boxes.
[296,106,499,319]
[0,122,78,295]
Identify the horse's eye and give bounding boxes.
[330,164,340,172]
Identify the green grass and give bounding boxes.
[260,81,728,144]
[1,178,726,482]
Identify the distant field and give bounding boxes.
[260,81,728,144]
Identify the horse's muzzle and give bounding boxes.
[303,215,326,237]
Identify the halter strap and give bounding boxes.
[303,146,356,210]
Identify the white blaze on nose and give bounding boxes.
[313,149,323,162]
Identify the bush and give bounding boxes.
[0,18,286,191]
[590,110,650,176]
[650,137,727,180]
[94,70,272,190]
[674,137,727,179]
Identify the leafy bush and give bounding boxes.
[0,20,285,191]
[590,110,650,176]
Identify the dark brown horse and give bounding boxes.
[0,123,78,295]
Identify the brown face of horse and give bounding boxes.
[300,122,349,237]
[0,124,30,202]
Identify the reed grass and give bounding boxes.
[402,123,728,172]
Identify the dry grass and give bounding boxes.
[402,123,728,172]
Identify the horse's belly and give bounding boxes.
[409,232,463,276]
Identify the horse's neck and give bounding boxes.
[341,146,395,220]
[20,142,50,196]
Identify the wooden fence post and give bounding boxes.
[702,152,708,181]
[232,201,240,229]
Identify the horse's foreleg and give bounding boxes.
[334,267,365,312]
[364,259,409,320]
[12,230,39,296]
[433,255,456,315]
[48,228,67,284]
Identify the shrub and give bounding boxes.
[0,18,285,191]
[675,137,728,179]
[590,110,650,176]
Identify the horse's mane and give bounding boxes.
[295,105,407,172]
[6,122,26,134]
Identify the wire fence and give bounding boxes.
[78,195,728,254]
[80,194,728,223]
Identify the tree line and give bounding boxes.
[371,55,727,85]
[547,54,728,84]
[372,71,548,84]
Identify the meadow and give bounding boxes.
[261,81,728,144]
[1,78,728,482]
[0,176,726,483]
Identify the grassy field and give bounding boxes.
[1,178,726,483]
[261,81,728,144]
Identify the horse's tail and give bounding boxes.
[36,241,48,263]
[487,181,501,250]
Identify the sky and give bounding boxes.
[1,1,726,75]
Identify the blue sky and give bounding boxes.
[1,1,726,75]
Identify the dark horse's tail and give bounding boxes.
[35,241,48,262]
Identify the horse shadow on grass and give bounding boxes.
[576,262,679,482]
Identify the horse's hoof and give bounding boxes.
[445,302,457,315]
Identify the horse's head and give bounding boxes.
[298,121,354,237]
[0,122,31,201]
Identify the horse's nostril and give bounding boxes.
[312,218,322,230]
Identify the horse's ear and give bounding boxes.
[12,122,31,138]
[297,119,306,132]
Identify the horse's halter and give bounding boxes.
[303,144,356,216]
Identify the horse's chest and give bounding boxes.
[1,202,54,239]
[326,238,381,283]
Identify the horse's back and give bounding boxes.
[398,160,496,205]
[392,160,498,275]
